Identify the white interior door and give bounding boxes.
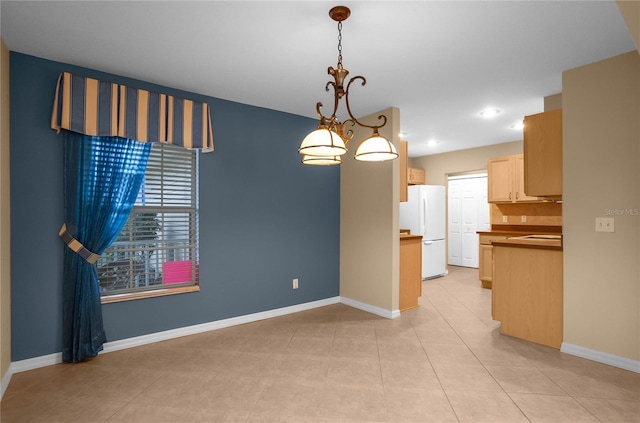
[447,175,489,268]
[447,180,463,266]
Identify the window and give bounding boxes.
[98,142,199,299]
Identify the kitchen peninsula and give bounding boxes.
[478,223,562,289]
[492,235,563,348]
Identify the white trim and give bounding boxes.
[561,342,640,374]
[1,364,15,400]
[103,296,341,353]
[10,352,62,374]
[7,297,341,376]
[340,296,400,319]
[2,353,64,400]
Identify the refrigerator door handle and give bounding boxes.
[423,240,433,245]
[422,195,428,237]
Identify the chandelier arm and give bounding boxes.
[341,119,356,145]
[324,80,341,121]
[344,75,388,130]
[315,101,329,121]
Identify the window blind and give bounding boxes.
[98,143,199,295]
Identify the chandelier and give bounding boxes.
[298,6,398,166]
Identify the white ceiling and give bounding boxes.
[1,1,635,157]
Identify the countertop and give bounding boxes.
[478,225,563,250]
[400,234,422,241]
[492,235,562,251]
[477,225,563,236]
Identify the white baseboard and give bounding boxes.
[9,352,63,374]
[561,342,640,373]
[4,296,341,384]
[1,363,14,400]
[3,294,404,400]
[340,296,400,319]
[2,353,64,400]
[103,296,341,353]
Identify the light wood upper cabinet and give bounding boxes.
[524,109,562,198]
[515,155,539,202]
[487,156,513,202]
[408,168,425,185]
[399,141,425,203]
[488,154,538,203]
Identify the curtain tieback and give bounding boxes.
[58,224,100,264]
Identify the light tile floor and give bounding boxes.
[2,266,639,422]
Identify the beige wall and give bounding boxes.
[617,0,640,52]
[563,51,640,362]
[544,93,562,111]
[1,38,11,391]
[410,141,523,186]
[340,107,400,314]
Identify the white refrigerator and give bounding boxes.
[399,185,447,279]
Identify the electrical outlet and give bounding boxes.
[595,217,615,233]
[502,216,508,223]
[293,278,299,289]
[521,215,527,223]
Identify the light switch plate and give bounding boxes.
[595,217,615,232]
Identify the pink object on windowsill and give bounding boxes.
[163,260,194,284]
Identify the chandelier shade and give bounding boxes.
[298,127,347,157]
[298,6,397,166]
[354,133,399,162]
[301,154,342,166]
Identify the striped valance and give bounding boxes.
[51,72,214,152]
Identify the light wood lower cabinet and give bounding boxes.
[478,235,508,290]
[400,235,422,312]
[492,245,563,349]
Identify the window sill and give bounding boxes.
[101,285,200,304]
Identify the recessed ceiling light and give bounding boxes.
[509,121,524,130]
[426,139,439,147]
[479,108,502,119]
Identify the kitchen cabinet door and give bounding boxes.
[400,236,422,312]
[478,234,508,292]
[515,154,540,202]
[408,167,426,185]
[488,154,539,203]
[487,156,513,202]
[524,109,562,198]
[479,244,494,288]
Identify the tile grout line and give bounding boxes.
[429,269,604,423]
[425,272,534,421]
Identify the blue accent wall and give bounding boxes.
[10,52,340,361]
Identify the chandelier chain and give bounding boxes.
[337,21,343,69]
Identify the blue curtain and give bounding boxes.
[62,131,151,362]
